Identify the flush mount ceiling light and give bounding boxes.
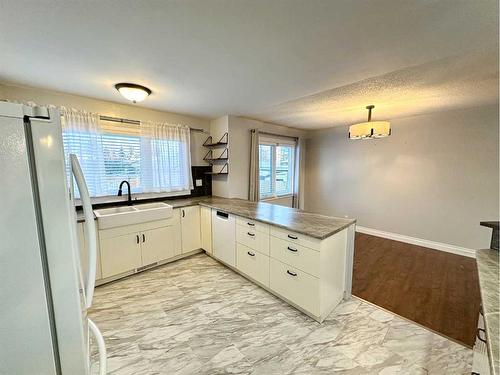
[115,83,151,103]
[349,105,391,140]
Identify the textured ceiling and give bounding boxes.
[0,0,498,129]
[259,49,499,128]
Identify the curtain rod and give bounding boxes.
[99,115,207,133]
[257,130,299,141]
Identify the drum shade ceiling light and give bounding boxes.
[115,83,151,103]
[349,105,391,139]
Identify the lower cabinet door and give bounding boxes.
[100,233,142,278]
[181,206,201,253]
[200,206,212,253]
[172,209,182,256]
[236,243,269,287]
[141,226,175,265]
[269,258,320,316]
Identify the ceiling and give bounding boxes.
[0,0,498,129]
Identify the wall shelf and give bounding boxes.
[203,132,228,147]
[203,148,228,163]
[203,133,229,176]
[204,162,229,175]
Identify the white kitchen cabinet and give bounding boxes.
[172,209,182,256]
[236,224,270,256]
[141,226,175,265]
[100,232,142,279]
[268,227,348,322]
[99,218,176,279]
[236,243,269,287]
[270,257,320,316]
[200,206,212,253]
[181,206,201,253]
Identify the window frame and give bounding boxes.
[258,136,297,200]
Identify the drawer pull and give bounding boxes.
[477,328,487,343]
[287,234,298,240]
[247,232,255,237]
[136,235,140,244]
[247,251,255,257]
[286,270,297,277]
[287,246,298,252]
[247,222,255,226]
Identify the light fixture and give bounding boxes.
[349,105,391,139]
[115,83,151,103]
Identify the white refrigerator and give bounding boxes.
[0,102,106,374]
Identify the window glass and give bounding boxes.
[259,144,273,198]
[258,140,295,199]
[102,132,141,194]
[275,145,294,196]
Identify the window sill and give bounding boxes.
[261,194,294,202]
[74,190,191,208]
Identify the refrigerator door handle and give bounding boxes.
[70,154,97,309]
[88,318,107,375]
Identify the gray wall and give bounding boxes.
[305,105,499,250]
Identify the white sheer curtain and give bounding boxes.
[140,121,193,193]
[60,107,106,197]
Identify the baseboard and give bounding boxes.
[355,226,476,258]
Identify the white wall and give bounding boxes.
[209,116,230,197]
[0,83,211,166]
[305,105,499,250]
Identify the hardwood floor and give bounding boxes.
[352,232,481,347]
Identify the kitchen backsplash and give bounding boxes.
[190,166,212,197]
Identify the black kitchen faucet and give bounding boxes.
[117,180,132,206]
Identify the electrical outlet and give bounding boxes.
[196,179,203,187]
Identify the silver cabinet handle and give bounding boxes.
[247,232,255,237]
[286,270,297,277]
[247,251,255,257]
[247,222,255,226]
[287,234,298,240]
[287,246,298,252]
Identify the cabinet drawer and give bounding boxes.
[270,227,321,251]
[236,216,270,234]
[236,243,269,287]
[236,224,270,256]
[270,236,320,277]
[269,258,319,316]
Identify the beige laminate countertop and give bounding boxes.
[476,249,499,375]
[76,196,355,240]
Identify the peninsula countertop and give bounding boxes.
[476,249,499,375]
[197,197,355,239]
[76,196,356,240]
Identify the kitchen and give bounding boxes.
[1,1,499,374]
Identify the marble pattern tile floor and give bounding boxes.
[90,253,472,374]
